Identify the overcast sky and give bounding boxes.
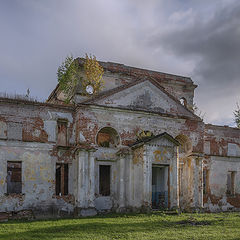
[0,0,239,126]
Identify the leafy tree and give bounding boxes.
[57,54,104,103]
[83,54,104,93]
[57,55,79,103]
[234,103,240,128]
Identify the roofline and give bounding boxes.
[130,132,180,148]
[47,83,60,102]
[76,58,194,84]
[205,123,240,131]
[0,97,75,111]
[81,77,200,120]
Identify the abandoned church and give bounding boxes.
[0,58,240,218]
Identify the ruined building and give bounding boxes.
[0,58,240,218]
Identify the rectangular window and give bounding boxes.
[56,163,68,196]
[7,161,22,194]
[203,169,209,195]
[99,165,111,196]
[57,120,68,146]
[227,171,236,195]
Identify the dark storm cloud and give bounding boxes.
[147,0,240,125]
[157,1,240,86]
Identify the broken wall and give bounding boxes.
[203,124,240,211]
[76,105,204,210]
[0,99,76,216]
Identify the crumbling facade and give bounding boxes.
[0,59,239,218]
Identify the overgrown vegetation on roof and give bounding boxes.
[57,54,104,103]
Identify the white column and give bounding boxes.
[88,150,95,208]
[83,151,88,208]
[170,146,179,209]
[78,150,88,208]
[119,154,125,208]
[77,150,86,208]
[193,156,203,209]
[198,157,203,208]
[142,146,151,208]
[128,151,133,207]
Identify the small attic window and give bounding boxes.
[97,127,120,148]
[180,97,187,107]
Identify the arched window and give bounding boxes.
[96,127,120,148]
[175,134,192,154]
[180,97,187,107]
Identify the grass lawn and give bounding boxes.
[0,212,240,240]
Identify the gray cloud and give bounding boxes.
[0,0,239,126]
[148,0,240,125]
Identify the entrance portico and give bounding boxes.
[130,132,180,210]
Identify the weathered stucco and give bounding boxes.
[203,124,240,212]
[0,60,239,219]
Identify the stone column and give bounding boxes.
[77,149,88,208]
[88,150,95,208]
[170,146,179,209]
[193,156,203,209]
[128,150,133,207]
[142,146,151,209]
[119,153,126,209]
[198,157,203,208]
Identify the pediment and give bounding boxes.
[131,132,179,165]
[83,79,197,119]
[131,132,179,149]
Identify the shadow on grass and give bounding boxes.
[0,216,219,240]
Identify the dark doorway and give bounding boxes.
[152,165,169,209]
[99,165,111,196]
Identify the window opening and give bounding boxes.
[99,165,111,196]
[203,169,209,195]
[180,97,187,107]
[57,120,68,146]
[227,171,236,195]
[7,161,22,194]
[56,163,68,195]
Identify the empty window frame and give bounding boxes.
[7,161,22,194]
[99,165,111,196]
[56,163,68,196]
[180,97,187,107]
[203,169,209,195]
[57,120,68,146]
[227,171,236,195]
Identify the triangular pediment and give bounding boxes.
[83,79,198,119]
[131,132,179,149]
[131,132,179,165]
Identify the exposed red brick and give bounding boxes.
[22,118,48,143]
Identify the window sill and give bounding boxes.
[56,145,71,150]
[52,194,75,203]
[4,193,25,197]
